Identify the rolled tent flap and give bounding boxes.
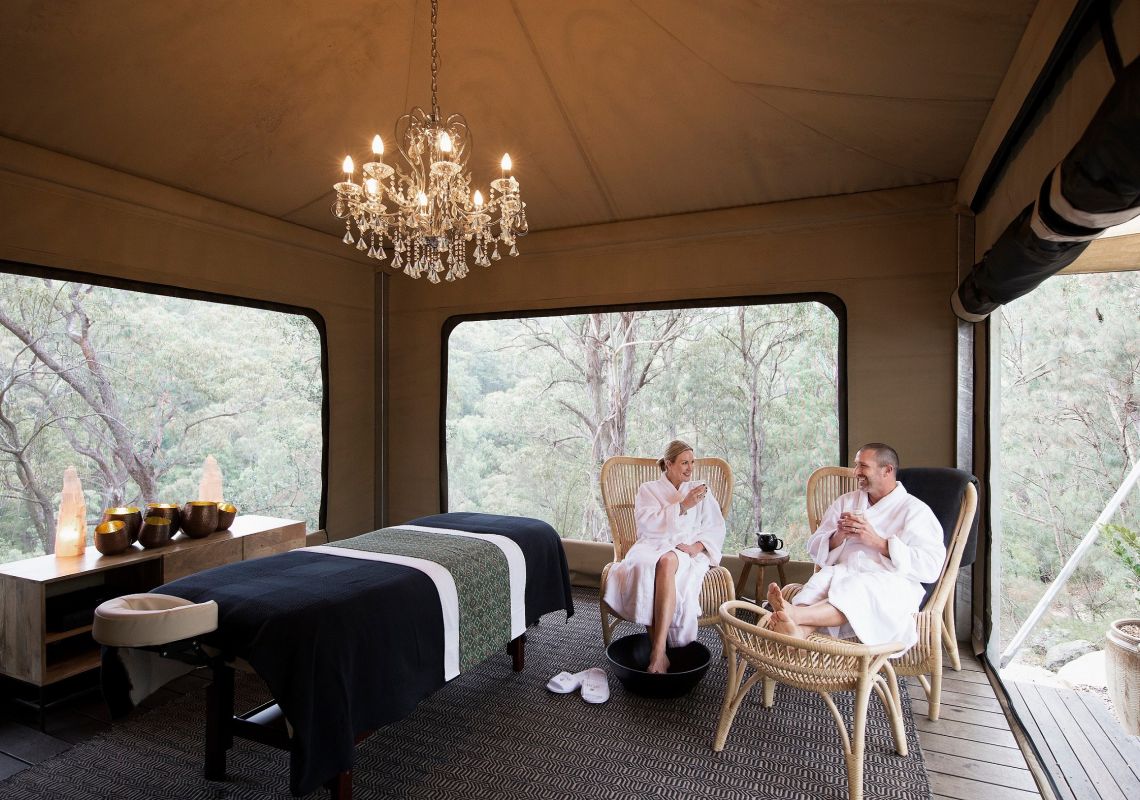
[953,57,1140,322]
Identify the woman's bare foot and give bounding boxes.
[766,582,786,613]
[647,652,671,674]
[768,610,804,638]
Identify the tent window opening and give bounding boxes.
[0,269,325,562]
[992,269,1140,674]
[443,299,842,557]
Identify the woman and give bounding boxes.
[602,440,726,673]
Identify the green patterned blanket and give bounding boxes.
[327,527,512,672]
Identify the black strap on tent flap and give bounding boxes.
[952,56,1140,322]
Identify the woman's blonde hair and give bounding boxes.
[657,439,693,471]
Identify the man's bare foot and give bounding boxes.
[647,652,670,674]
[766,582,786,613]
[767,610,804,638]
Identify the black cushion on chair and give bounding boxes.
[896,467,979,604]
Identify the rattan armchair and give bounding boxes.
[714,600,908,800]
[598,456,735,645]
[889,472,977,720]
[791,465,979,721]
[807,465,860,534]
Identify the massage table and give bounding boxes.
[93,513,574,799]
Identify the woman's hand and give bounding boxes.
[676,541,705,556]
[680,484,708,512]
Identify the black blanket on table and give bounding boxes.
[158,513,572,796]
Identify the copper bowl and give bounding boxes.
[215,502,238,531]
[145,503,181,536]
[138,516,172,549]
[181,501,219,538]
[94,520,130,556]
[101,507,142,545]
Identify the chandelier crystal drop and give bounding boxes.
[332,0,527,283]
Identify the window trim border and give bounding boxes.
[0,258,330,531]
[439,291,848,514]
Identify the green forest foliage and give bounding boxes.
[0,274,323,561]
[446,302,840,558]
[998,271,1140,662]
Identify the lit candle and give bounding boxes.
[500,153,512,178]
[473,190,484,209]
[438,131,453,154]
[342,155,354,183]
[372,134,384,161]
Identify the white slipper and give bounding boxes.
[580,668,609,704]
[546,670,588,694]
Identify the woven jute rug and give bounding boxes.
[1,588,930,799]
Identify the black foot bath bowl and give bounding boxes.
[606,633,711,698]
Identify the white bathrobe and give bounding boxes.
[602,474,726,647]
[796,482,945,654]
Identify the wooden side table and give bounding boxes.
[736,547,790,603]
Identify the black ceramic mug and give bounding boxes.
[757,533,784,552]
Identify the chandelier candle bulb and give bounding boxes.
[342,155,354,182]
[372,135,384,158]
[501,153,511,177]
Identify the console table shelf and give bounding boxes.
[0,515,304,687]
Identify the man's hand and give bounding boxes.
[676,541,705,556]
[839,512,889,556]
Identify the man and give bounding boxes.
[767,443,945,654]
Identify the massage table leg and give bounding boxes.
[509,633,526,671]
[205,662,234,780]
[326,769,352,800]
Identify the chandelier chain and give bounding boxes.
[430,0,439,120]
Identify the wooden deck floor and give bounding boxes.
[905,651,1045,799]
[1003,679,1140,800]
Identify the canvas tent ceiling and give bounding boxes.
[0,0,1036,240]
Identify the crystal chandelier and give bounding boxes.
[332,0,527,283]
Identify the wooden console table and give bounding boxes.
[0,515,305,687]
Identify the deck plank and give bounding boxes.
[1034,685,1127,800]
[928,771,1042,800]
[912,698,1012,729]
[913,715,1020,747]
[919,687,1004,713]
[918,730,1031,768]
[1074,692,1140,786]
[939,666,993,684]
[924,676,1002,698]
[923,750,1038,791]
[1006,681,1094,800]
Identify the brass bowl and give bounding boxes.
[215,502,238,531]
[94,520,130,556]
[138,516,172,549]
[145,503,181,536]
[101,507,142,545]
[181,501,219,538]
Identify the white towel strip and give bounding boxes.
[396,524,527,639]
[307,545,461,680]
